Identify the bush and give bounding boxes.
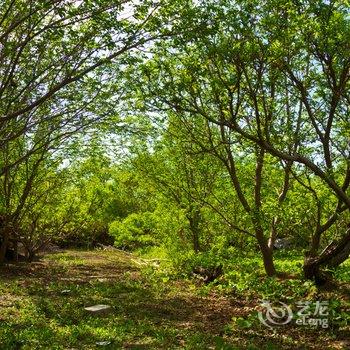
[109,212,157,250]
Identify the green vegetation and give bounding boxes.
[0,0,349,349]
[0,250,348,349]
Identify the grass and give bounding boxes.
[0,249,349,349]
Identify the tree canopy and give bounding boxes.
[0,0,349,283]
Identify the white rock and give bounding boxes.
[84,304,112,315]
[61,289,71,294]
[96,341,112,346]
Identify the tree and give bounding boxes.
[0,0,191,262]
[130,65,291,275]
[132,117,222,253]
[0,137,67,261]
[129,0,349,279]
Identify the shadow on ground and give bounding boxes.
[0,250,348,350]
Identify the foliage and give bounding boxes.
[109,212,157,250]
[0,250,348,349]
[0,6,349,350]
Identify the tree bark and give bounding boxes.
[259,239,276,277]
[310,230,322,256]
[0,227,10,263]
[304,227,350,284]
[268,218,278,250]
[255,224,277,276]
[188,208,201,253]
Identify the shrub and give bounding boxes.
[109,212,157,250]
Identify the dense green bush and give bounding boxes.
[109,212,157,250]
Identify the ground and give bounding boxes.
[0,249,348,349]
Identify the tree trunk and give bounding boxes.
[253,217,277,276]
[268,218,278,250]
[303,255,321,281]
[326,240,350,268]
[0,228,10,263]
[304,227,350,284]
[13,240,18,262]
[27,250,36,263]
[255,226,277,276]
[260,242,277,276]
[188,208,201,253]
[310,230,322,256]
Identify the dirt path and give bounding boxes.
[0,250,348,349]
